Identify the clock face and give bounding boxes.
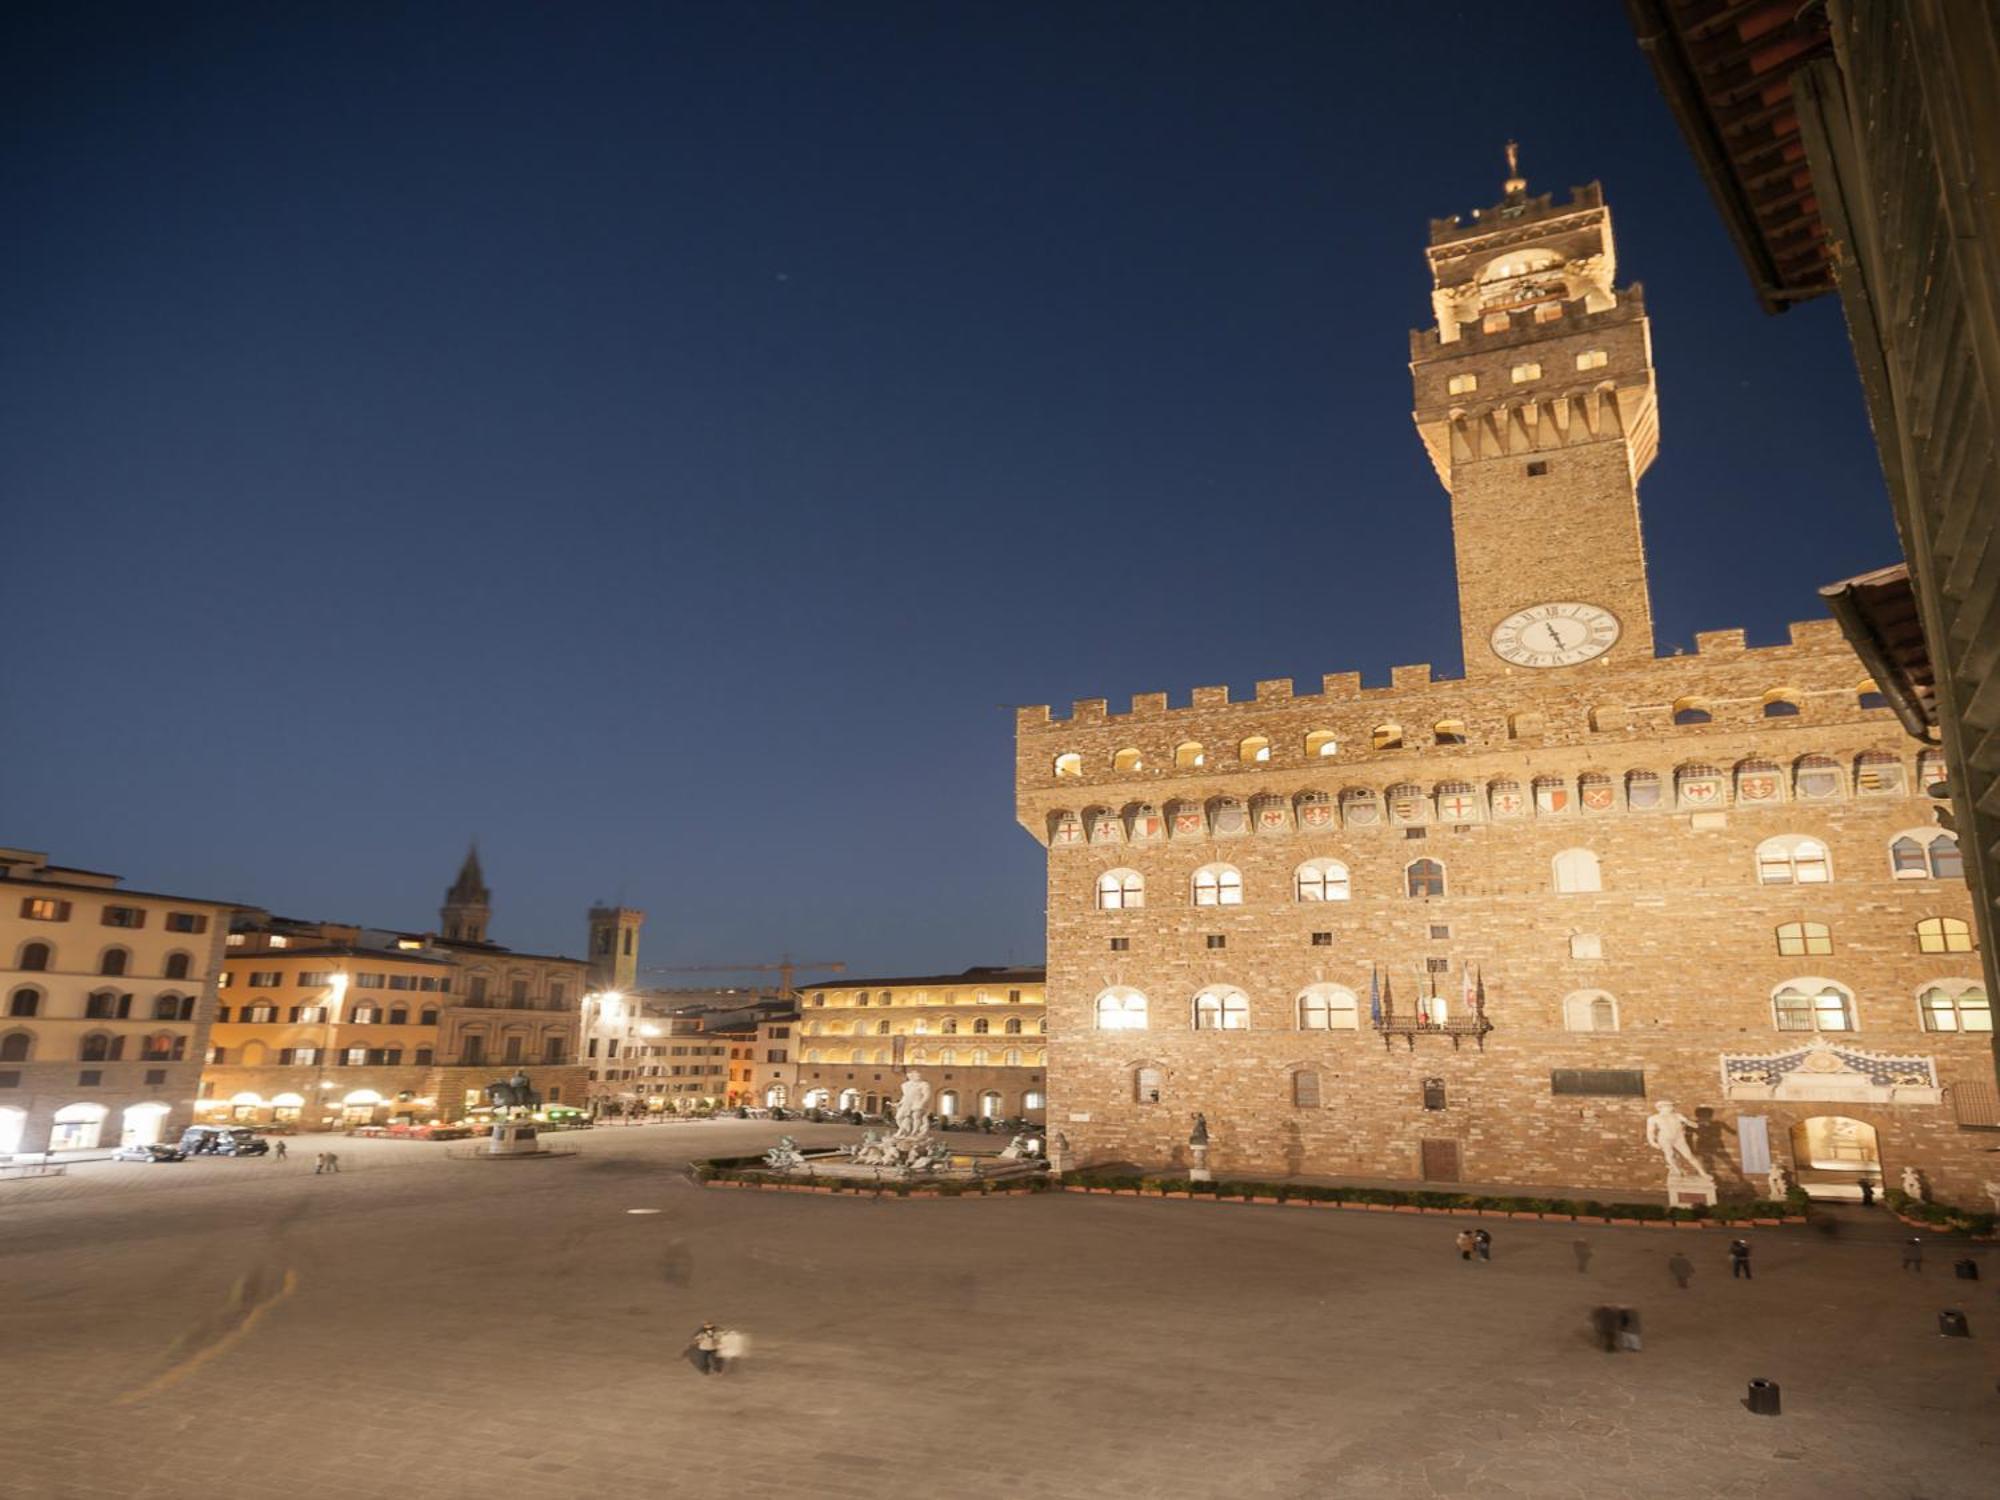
[1491,602,1620,668]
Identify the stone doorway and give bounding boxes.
[1788,1115,1881,1199]
[1420,1138,1461,1182]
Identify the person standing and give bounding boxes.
[314,1152,327,1175]
[1473,1229,1492,1262]
[1455,1230,1476,1261]
[1901,1236,1923,1272]
[1729,1239,1753,1280]
[273,1140,288,1162]
[1858,1176,1876,1207]
[690,1322,722,1375]
[1667,1251,1694,1289]
[324,1151,340,1173]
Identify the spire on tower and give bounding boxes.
[441,842,492,943]
[1503,139,1526,196]
[448,842,488,904]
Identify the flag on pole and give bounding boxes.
[1369,964,1382,1025]
[1462,960,1474,1018]
[1380,967,1393,1021]
[1474,965,1488,1020]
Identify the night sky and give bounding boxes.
[3,3,1897,977]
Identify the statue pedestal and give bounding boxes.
[1189,1143,1213,1184]
[1665,1168,1716,1209]
[485,1120,542,1157]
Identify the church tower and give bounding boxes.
[1411,149,1659,679]
[440,844,491,944]
[586,905,644,993]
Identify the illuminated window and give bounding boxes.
[1773,981,1854,1033]
[1174,741,1206,769]
[1294,859,1350,903]
[1094,988,1148,1031]
[1296,984,1358,1031]
[1238,736,1271,765]
[1918,983,1989,1033]
[1372,723,1403,751]
[1447,372,1478,395]
[1432,719,1467,746]
[1192,864,1243,907]
[1575,349,1608,370]
[1053,753,1082,780]
[1510,362,1541,383]
[1916,916,1973,954]
[1304,730,1338,758]
[1192,987,1249,1031]
[1112,747,1144,773]
[1776,922,1832,957]
[1095,869,1144,910]
[1757,835,1831,885]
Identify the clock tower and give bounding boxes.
[1410,152,1658,679]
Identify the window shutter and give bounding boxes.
[1952,1079,2000,1127]
[1292,1070,1321,1109]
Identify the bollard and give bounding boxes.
[1953,1258,1979,1281]
[1938,1309,1971,1338]
[1746,1378,1781,1416]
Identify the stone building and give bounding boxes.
[794,967,1047,1123]
[1,847,235,1155]
[1014,165,1991,1201]
[199,850,588,1127]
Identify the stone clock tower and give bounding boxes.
[1410,152,1658,679]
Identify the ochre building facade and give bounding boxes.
[1015,168,1993,1203]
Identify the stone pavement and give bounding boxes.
[1,1121,1995,1500]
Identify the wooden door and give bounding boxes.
[1420,1138,1461,1182]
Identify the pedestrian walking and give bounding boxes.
[1590,1305,1620,1353]
[314,1152,327,1174]
[689,1322,723,1375]
[1455,1230,1476,1261]
[273,1140,288,1161]
[1729,1238,1753,1280]
[1667,1251,1694,1289]
[1473,1229,1492,1262]
[324,1151,340,1173]
[1901,1236,1923,1271]
[1858,1176,1876,1207]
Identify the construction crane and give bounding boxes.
[644,956,846,999]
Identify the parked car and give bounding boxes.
[111,1143,187,1163]
[177,1126,270,1157]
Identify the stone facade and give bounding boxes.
[793,967,1047,1123]
[0,848,233,1156]
[1014,169,1994,1203]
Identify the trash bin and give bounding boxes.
[1938,1309,1971,1338]
[1746,1378,1781,1416]
[1953,1258,1979,1281]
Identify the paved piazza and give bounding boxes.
[2,1122,1994,1500]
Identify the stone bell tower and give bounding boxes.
[441,843,491,944]
[586,905,644,993]
[1410,147,1659,679]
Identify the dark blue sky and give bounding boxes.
[3,2,1895,975]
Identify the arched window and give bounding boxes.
[972,1017,989,1035]
[1890,832,1962,880]
[162,952,191,980]
[8,987,40,1017]
[1053,752,1083,780]
[1093,988,1148,1031]
[1433,719,1467,746]
[1918,983,1989,1033]
[1756,835,1831,885]
[151,994,183,1020]
[0,1032,30,1062]
[1192,864,1243,907]
[1304,730,1339,758]
[1915,916,1973,954]
[1112,747,1144,773]
[18,942,50,972]
[139,1033,178,1062]
[1776,921,1833,957]
[1372,723,1403,751]
[1672,697,1712,726]
[1296,984,1359,1030]
[99,948,129,977]
[1551,848,1602,893]
[1773,980,1855,1033]
[1003,1016,1022,1035]
[1192,987,1249,1030]
[1761,692,1801,718]
[1096,869,1144,910]
[1406,859,1446,898]
[388,1006,408,1025]
[80,1032,119,1062]
[876,1018,890,1035]
[1294,859,1350,903]
[941,1017,959,1035]
[1238,736,1271,764]
[1562,991,1619,1032]
[1174,741,1206,769]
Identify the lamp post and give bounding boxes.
[311,973,349,1133]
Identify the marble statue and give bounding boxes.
[1901,1165,1925,1202]
[763,1136,806,1170]
[999,1132,1031,1161]
[1189,1113,1210,1146]
[1643,1100,1706,1177]
[1765,1163,1789,1201]
[891,1070,932,1139]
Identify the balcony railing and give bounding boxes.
[1372,1013,1494,1052]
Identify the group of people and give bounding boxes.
[1453,1229,1492,1261]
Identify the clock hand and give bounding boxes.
[1543,622,1564,650]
